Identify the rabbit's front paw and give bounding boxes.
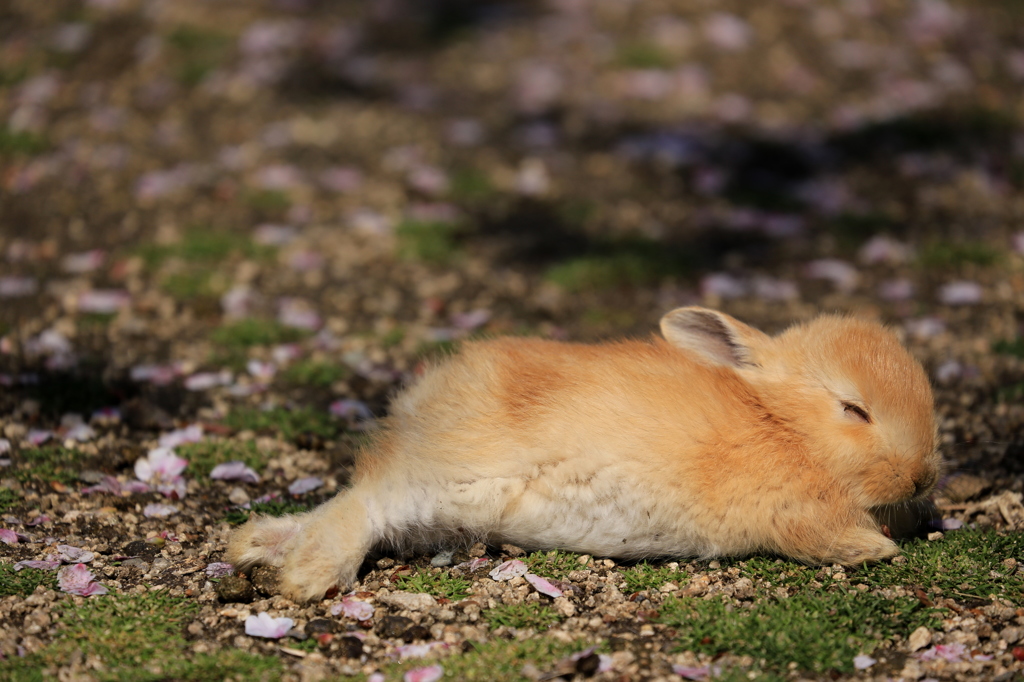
[829,525,900,566]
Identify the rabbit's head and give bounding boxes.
[661,307,940,508]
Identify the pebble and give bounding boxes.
[216,575,256,603]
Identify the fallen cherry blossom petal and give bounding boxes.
[451,309,492,330]
[456,557,490,572]
[918,643,967,662]
[288,477,322,495]
[489,559,528,581]
[247,360,277,382]
[278,297,321,330]
[210,461,261,484]
[938,281,983,305]
[143,503,179,518]
[859,235,912,265]
[158,425,203,449]
[853,654,876,669]
[184,371,233,391]
[404,664,443,682]
[135,447,188,483]
[941,518,963,530]
[61,250,105,274]
[57,545,95,563]
[701,273,747,299]
[58,563,108,596]
[27,429,54,446]
[25,515,50,526]
[672,665,712,680]
[0,528,20,545]
[245,612,294,639]
[368,674,385,682]
[0,439,9,454]
[805,259,859,293]
[331,597,375,621]
[14,558,61,571]
[330,400,373,421]
[0,277,38,298]
[525,572,563,598]
[77,289,130,314]
[205,562,234,578]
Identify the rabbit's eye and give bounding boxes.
[843,402,871,424]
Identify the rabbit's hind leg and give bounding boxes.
[276,490,375,603]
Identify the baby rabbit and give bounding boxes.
[227,307,940,603]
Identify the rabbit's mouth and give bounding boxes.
[868,498,940,540]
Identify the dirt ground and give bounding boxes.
[2,0,1024,680]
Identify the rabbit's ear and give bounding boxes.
[660,307,769,368]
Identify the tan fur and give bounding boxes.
[226,307,940,602]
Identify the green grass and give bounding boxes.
[661,591,939,676]
[280,360,350,387]
[12,446,85,485]
[223,405,338,441]
[917,241,1001,269]
[211,319,310,350]
[365,637,588,682]
[545,241,691,292]
[381,327,406,349]
[176,440,268,479]
[0,488,19,514]
[450,169,497,204]
[166,25,230,88]
[851,529,1024,601]
[994,338,1024,358]
[138,229,274,270]
[524,550,580,580]
[621,562,687,593]
[395,571,472,601]
[0,591,282,681]
[0,564,58,597]
[244,189,292,213]
[224,498,313,525]
[161,271,222,303]
[396,219,464,264]
[616,42,673,69]
[0,126,49,157]
[482,603,561,630]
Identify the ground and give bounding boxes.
[1,0,1024,680]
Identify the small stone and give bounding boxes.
[500,544,525,557]
[553,597,575,617]
[927,531,944,541]
[377,591,437,611]
[228,487,250,506]
[430,550,454,567]
[707,560,721,569]
[402,625,431,642]
[908,626,932,651]
[377,615,414,638]
[123,540,159,558]
[337,636,363,658]
[468,543,487,557]
[1000,626,1023,644]
[286,628,307,640]
[216,575,255,603]
[376,557,395,569]
[941,474,989,503]
[575,651,601,675]
[250,566,280,596]
[306,619,334,635]
[120,558,149,572]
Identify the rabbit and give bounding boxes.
[227,306,941,603]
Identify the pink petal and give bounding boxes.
[184,371,233,391]
[938,281,983,305]
[58,563,108,596]
[489,559,528,581]
[858,235,911,265]
[278,298,321,330]
[941,518,963,531]
[143,503,179,518]
[156,477,187,500]
[27,429,53,446]
[210,461,261,484]
[0,528,19,545]
[329,400,373,421]
[57,545,95,563]
[14,559,61,572]
[245,612,294,639]
[288,477,322,495]
[404,665,444,682]
[701,273,747,299]
[853,654,876,670]
[61,250,106,274]
[158,425,203,449]
[331,597,375,621]
[703,13,751,50]
[524,573,563,598]
[205,562,235,578]
[77,289,130,314]
[451,309,491,330]
[0,277,38,298]
[672,666,711,680]
[805,259,859,293]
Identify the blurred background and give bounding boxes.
[1,0,1024,477]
